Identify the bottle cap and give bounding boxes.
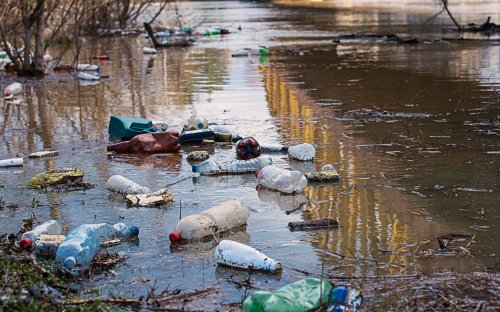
[169,231,181,243]
[191,164,197,172]
[64,257,76,270]
[20,238,32,250]
[255,170,260,178]
[129,226,140,236]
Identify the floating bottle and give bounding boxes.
[214,240,282,272]
[179,129,214,144]
[256,165,307,194]
[56,223,139,274]
[107,175,151,195]
[287,143,315,161]
[34,235,66,259]
[184,115,209,131]
[3,82,23,99]
[0,157,23,167]
[192,156,272,175]
[327,286,363,312]
[143,47,157,54]
[77,64,100,72]
[20,220,62,250]
[78,72,100,80]
[169,200,249,242]
[209,125,243,142]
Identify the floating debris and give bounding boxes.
[126,188,173,207]
[28,150,60,158]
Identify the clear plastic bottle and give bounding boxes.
[107,175,151,195]
[288,143,315,161]
[56,223,139,274]
[34,235,66,259]
[185,115,208,130]
[214,240,282,272]
[256,165,307,194]
[20,220,62,250]
[169,200,249,242]
[192,156,273,175]
[55,225,100,274]
[3,82,23,99]
[0,157,23,167]
[77,64,100,72]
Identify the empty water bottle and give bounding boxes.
[169,200,249,242]
[107,175,151,195]
[34,235,66,259]
[87,223,139,241]
[327,286,362,312]
[20,220,62,250]
[78,72,100,80]
[0,157,23,167]
[288,143,315,161]
[192,156,272,175]
[3,82,23,99]
[256,165,307,194]
[55,225,100,274]
[214,240,282,272]
[184,115,208,131]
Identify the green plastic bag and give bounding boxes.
[243,278,333,312]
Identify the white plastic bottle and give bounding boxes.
[169,200,249,242]
[3,82,23,99]
[78,72,100,80]
[34,235,66,259]
[20,220,62,250]
[0,157,23,167]
[214,240,282,272]
[185,115,208,130]
[288,143,315,161]
[55,225,100,274]
[192,156,273,175]
[143,47,157,54]
[256,165,308,194]
[107,175,151,195]
[77,64,100,72]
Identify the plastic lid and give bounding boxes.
[255,170,260,178]
[169,231,181,243]
[20,238,32,250]
[64,256,76,270]
[197,122,204,129]
[129,226,140,236]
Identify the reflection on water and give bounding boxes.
[0,0,498,306]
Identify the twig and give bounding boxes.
[67,297,142,305]
[154,285,219,303]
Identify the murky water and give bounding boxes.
[1,0,499,309]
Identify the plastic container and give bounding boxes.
[288,143,315,161]
[77,64,100,72]
[34,235,66,259]
[20,220,62,250]
[108,115,158,140]
[143,47,157,54]
[179,129,214,144]
[184,115,209,131]
[55,225,100,274]
[256,165,307,194]
[169,200,249,242]
[209,125,243,142]
[327,286,362,312]
[107,175,151,195]
[78,72,100,80]
[243,278,333,312]
[3,82,23,99]
[192,156,272,175]
[0,157,23,167]
[260,144,289,153]
[214,240,282,272]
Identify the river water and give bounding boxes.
[0,0,499,309]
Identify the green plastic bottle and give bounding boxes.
[243,278,333,312]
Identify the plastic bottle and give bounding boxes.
[179,129,214,144]
[256,165,307,194]
[169,200,249,242]
[20,220,62,250]
[55,225,100,274]
[78,72,100,80]
[184,115,209,131]
[214,240,282,272]
[209,125,243,142]
[143,47,157,54]
[56,223,139,274]
[287,143,315,161]
[77,64,101,72]
[0,157,23,167]
[327,286,362,312]
[34,235,66,259]
[107,175,151,195]
[3,82,23,99]
[243,278,333,312]
[192,156,273,175]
